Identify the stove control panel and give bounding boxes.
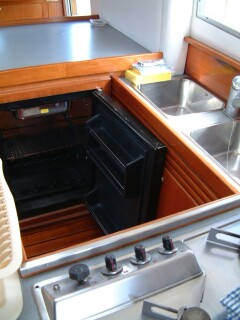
[33,239,203,320]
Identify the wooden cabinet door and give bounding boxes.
[156,151,216,218]
[48,1,64,17]
[0,0,64,21]
[156,167,198,217]
[0,2,47,20]
[156,148,236,218]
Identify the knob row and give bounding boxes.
[69,235,177,282]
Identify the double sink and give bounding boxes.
[131,76,240,184]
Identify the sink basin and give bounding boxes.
[135,77,224,116]
[190,120,240,182]
[127,75,240,184]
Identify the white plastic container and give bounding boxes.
[0,159,23,320]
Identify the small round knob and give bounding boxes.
[162,236,174,251]
[135,244,147,261]
[101,254,123,276]
[69,264,90,283]
[158,235,178,255]
[105,254,117,272]
[130,244,151,265]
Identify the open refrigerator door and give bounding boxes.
[0,159,23,319]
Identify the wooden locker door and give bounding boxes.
[0,0,64,21]
[0,1,48,21]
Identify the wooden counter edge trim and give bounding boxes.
[184,36,240,71]
[0,52,163,89]
[0,15,100,27]
[111,76,240,197]
[0,73,114,103]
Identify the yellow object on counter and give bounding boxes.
[125,69,172,85]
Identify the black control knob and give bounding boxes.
[159,235,178,255]
[105,254,117,272]
[135,244,147,261]
[130,244,151,265]
[69,264,90,283]
[101,254,123,276]
[162,236,174,251]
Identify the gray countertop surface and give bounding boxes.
[0,20,149,71]
[18,199,240,320]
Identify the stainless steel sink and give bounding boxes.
[135,77,224,116]
[126,76,240,185]
[190,120,240,182]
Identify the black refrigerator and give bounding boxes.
[84,91,167,233]
[0,89,166,234]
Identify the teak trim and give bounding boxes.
[0,15,100,27]
[184,36,239,102]
[0,53,162,91]
[184,36,240,71]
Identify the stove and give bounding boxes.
[33,217,240,320]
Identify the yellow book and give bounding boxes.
[125,69,172,85]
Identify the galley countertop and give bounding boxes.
[0,20,149,71]
[18,194,240,320]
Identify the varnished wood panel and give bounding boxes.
[21,204,104,258]
[157,150,217,218]
[185,37,240,71]
[157,167,198,217]
[0,73,113,104]
[0,14,100,27]
[23,228,103,258]
[167,151,217,202]
[20,204,91,230]
[48,1,64,17]
[166,155,209,204]
[0,53,162,105]
[0,4,45,20]
[184,37,240,102]
[0,53,162,90]
[0,0,65,23]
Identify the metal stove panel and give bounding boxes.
[99,219,240,320]
[33,219,240,320]
[33,241,203,320]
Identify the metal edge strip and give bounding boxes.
[19,194,240,277]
